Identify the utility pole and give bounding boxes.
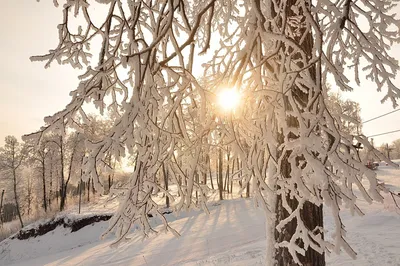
[368,138,375,163]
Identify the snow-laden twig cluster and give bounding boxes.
[27,0,218,245]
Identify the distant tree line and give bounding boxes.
[0,116,115,228]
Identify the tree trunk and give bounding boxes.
[245,178,250,198]
[87,178,91,202]
[56,179,59,206]
[49,158,53,209]
[218,148,223,200]
[224,151,230,193]
[209,155,214,189]
[273,1,325,265]
[108,175,112,193]
[59,136,66,211]
[162,163,169,208]
[41,160,47,212]
[246,161,250,198]
[61,140,78,211]
[78,179,83,214]
[230,159,234,193]
[0,190,4,225]
[92,179,95,195]
[60,187,66,211]
[195,171,199,204]
[13,169,23,228]
[275,194,324,266]
[27,178,32,216]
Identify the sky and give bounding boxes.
[0,2,400,147]
[0,1,79,145]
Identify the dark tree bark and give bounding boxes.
[78,155,84,214]
[41,158,47,212]
[230,159,234,193]
[108,175,112,193]
[162,163,169,208]
[13,168,23,228]
[195,171,199,203]
[208,154,214,189]
[275,167,324,266]
[0,189,4,225]
[218,148,223,200]
[273,0,325,265]
[60,135,80,211]
[92,178,96,196]
[59,135,66,211]
[78,179,83,214]
[49,155,53,210]
[26,177,33,216]
[87,178,91,202]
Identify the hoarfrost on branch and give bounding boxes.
[28,0,400,263]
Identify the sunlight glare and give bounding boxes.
[218,88,240,111]
[120,156,135,173]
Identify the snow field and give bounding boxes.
[0,164,399,266]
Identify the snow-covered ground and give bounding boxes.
[1,164,400,266]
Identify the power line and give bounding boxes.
[362,108,400,124]
[367,129,400,138]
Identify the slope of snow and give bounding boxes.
[1,199,266,266]
[1,164,400,266]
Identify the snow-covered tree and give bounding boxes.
[19,167,39,217]
[80,114,116,192]
[28,0,400,265]
[43,132,85,211]
[44,141,59,210]
[326,91,362,135]
[26,140,50,213]
[0,136,27,228]
[390,139,400,159]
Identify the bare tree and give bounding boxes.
[0,136,27,228]
[390,139,400,159]
[45,133,84,211]
[27,141,49,212]
[326,91,362,135]
[21,168,36,217]
[46,147,58,210]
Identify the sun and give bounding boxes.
[218,88,240,111]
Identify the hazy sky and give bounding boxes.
[0,2,79,145]
[1,2,400,147]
